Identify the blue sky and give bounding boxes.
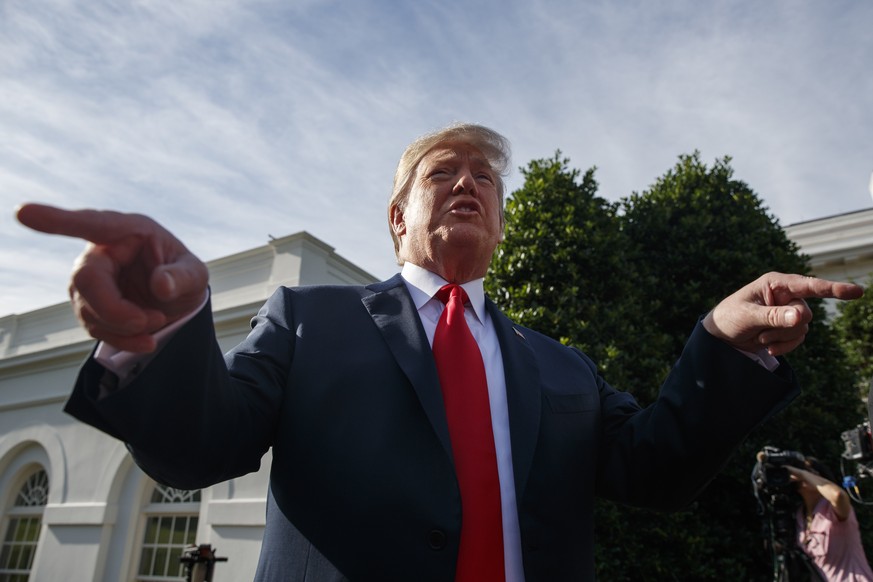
[3,0,872,316]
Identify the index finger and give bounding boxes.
[16,203,153,244]
[774,273,863,302]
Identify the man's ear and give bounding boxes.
[390,205,406,237]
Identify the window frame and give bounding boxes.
[133,485,202,582]
[0,468,49,581]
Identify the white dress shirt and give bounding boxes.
[401,262,525,582]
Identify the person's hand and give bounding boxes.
[702,272,863,357]
[16,203,209,353]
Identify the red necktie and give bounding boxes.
[432,284,505,582]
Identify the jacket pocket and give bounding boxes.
[545,393,596,413]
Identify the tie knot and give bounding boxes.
[436,284,468,306]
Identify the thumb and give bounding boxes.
[753,298,807,330]
[773,306,800,328]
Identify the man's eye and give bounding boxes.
[477,173,495,183]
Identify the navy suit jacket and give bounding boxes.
[66,274,799,581]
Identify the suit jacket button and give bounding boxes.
[428,529,447,550]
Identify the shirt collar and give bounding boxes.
[400,262,487,323]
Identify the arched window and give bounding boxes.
[0,469,49,582]
[135,485,201,582]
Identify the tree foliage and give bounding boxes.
[833,273,873,396]
[486,152,668,391]
[620,152,808,373]
[487,150,867,579]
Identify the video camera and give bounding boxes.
[839,421,873,505]
[753,446,807,493]
[841,421,873,463]
[751,446,826,581]
[180,544,227,582]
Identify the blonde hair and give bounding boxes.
[388,123,511,262]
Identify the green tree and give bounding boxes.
[609,152,863,579]
[620,152,807,375]
[833,273,873,396]
[486,152,667,389]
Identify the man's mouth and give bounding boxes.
[448,200,481,214]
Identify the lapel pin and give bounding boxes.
[513,327,526,340]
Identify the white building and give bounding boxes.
[0,232,376,582]
[784,208,873,285]
[784,208,873,317]
[2,209,873,582]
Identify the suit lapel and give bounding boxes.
[361,275,453,460]
[488,301,542,500]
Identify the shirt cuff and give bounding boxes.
[738,347,780,372]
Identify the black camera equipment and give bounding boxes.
[751,446,824,582]
[840,421,873,504]
[180,544,228,582]
[841,422,873,463]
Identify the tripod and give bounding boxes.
[770,541,825,582]
[764,510,824,582]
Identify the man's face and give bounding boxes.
[392,142,504,278]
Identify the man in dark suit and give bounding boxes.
[16,123,863,581]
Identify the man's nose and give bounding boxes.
[452,169,478,195]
